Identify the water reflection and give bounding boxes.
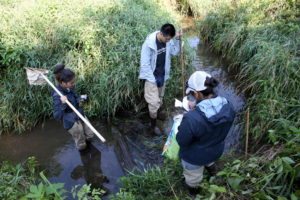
[187,36,245,153]
[71,142,109,195]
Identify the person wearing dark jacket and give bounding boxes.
[52,64,94,151]
[176,71,235,194]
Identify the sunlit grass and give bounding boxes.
[0,0,193,133]
[188,0,299,144]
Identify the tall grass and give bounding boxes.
[0,0,193,133]
[184,0,233,18]
[188,0,299,145]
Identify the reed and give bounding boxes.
[0,0,193,133]
[191,0,299,145]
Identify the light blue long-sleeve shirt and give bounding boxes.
[139,31,180,83]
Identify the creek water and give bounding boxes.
[0,37,244,199]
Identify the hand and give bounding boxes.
[60,96,67,104]
[176,28,182,40]
[188,101,196,110]
[80,94,87,103]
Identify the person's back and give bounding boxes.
[176,71,235,195]
[177,95,235,166]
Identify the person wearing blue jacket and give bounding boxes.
[139,23,182,135]
[176,71,236,194]
[52,64,94,151]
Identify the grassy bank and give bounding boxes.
[0,0,192,133]
[174,0,299,199]
[197,0,299,145]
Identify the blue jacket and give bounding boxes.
[52,86,84,130]
[176,96,235,166]
[139,31,180,83]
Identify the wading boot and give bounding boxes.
[184,182,199,196]
[77,142,87,152]
[157,109,167,120]
[205,163,220,177]
[150,118,162,135]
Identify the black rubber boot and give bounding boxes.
[184,182,199,196]
[157,109,167,120]
[205,163,220,177]
[150,118,162,135]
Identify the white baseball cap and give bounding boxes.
[185,71,211,94]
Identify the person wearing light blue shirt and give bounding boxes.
[139,23,182,135]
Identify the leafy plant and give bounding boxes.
[112,160,188,200]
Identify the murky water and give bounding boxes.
[0,116,165,199]
[188,37,245,153]
[0,37,244,199]
[0,120,125,198]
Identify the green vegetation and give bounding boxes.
[187,0,299,144]
[0,0,194,199]
[1,0,299,199]
[0,157,104,199]
[160,0,299,199]
[0,0,192,133]
[111,160,193,200]
[113,0,300,199]
[114,152,299,199]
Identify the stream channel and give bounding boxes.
[0,36,245,198]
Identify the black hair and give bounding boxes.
[53,64,75,83]
[160,23,176,37]
[200,77,219,96]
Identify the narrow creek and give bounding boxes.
[0,36,245,198]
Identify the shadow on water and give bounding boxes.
[0,116,165,199]
[0,36,245,199]
[0,120,125,198]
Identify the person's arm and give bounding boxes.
[169,39,180,56]
[176,115,194,147]
[169,29,182,56]
[53,92,67,121]
[140,40,155,82]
